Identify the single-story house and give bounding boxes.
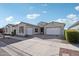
[4,21,65,36]
[68,21,79,30]
[4,24,16,35]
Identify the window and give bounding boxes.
[35,28,38,32]
[19,26,24,33]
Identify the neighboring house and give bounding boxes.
[4,24,16,35]
[0,28,4,33]
[4,21,65,36]
[68,21,79,30]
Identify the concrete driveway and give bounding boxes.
[10,37,60,56]
[0,35,79,56]
[32,35,67,43]
[9,37,79,56]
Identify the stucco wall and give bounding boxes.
[44,22,64,36]
[4,25,15,35]
[16,23,27,36]
[4,22,65,36]
[16,23,40,36]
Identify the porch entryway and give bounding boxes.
[40,27,44,35]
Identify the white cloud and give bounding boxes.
[55,14,79,29]
[56,14,78,24]
[55,18,67,23]
[66,14,78,22]
[26,13,40,19]
[5,16,21,25]
[67,14,77,19]
[14,21,20,24]
[55,18,75,29]
[5,16,13,21]
[55,19,64,22]
[75,6,79,11]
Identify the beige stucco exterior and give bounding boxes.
[16,22,40,36]
[4,22,65,36]
[44,22,65,36]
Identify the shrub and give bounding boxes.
[13,30,16,35]
[11,32,14,36]
[64,30,67,40]
[11,30,16,36]
[65,30,79,43]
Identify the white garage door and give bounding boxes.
[27,28,33,35]
[46,28,61,35]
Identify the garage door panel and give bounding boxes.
[46,28,61,35]
[27,28,33,35]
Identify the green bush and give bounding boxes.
[65,30,79,43]
[11,30,16,36]
[11,32,14,36]
[64,30,67,40]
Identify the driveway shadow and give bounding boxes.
[0,38,22,45]
[0,37,22,47]
[0,35,35,47]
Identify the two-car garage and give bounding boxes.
[44,22,65,36]
[46,28,61,35]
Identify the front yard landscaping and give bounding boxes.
[64,30,79,43]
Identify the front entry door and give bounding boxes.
[40,27,44,34]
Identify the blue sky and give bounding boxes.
[0,3,79,29]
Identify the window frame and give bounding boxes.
[35,28,38,32]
